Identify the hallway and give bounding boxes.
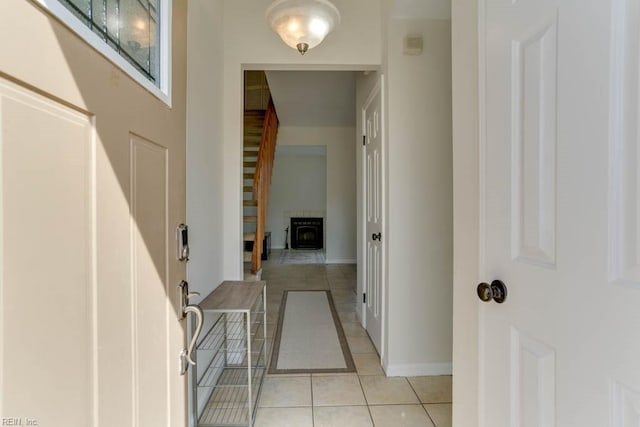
[255,254,452,426]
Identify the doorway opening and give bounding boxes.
[241,68,374,343]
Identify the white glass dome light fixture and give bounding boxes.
[266,0,341,55]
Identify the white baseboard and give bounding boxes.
[325,258,357,264]
[384,362,452,377]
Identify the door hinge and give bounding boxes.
[362,135,366,146]
[363,293,367,303]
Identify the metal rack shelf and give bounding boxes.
[198,367,265,427]
[198,346,266,389]
[193,281,267,427]
[197,312,265,352]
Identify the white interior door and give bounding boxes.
[363,78,384,355]
[480,0,640,425]
[0,1,188,426]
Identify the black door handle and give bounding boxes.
[372,232,381,241]
[476,280,507,304]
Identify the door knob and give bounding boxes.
[477,280,507,303]
[372,232,381,241]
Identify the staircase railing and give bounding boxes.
[251,99,279,274]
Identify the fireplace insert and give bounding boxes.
[290,217,323,249]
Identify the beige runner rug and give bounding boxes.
[269,290,355,374]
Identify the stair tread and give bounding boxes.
[243,173,254,179]
[243,186,253,192]
[243,233,255,241]
[244,110,266,116]
[243,161,257,167]
[243,199,257,206]
[243,216,257,222]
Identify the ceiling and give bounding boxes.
[265,71,357,127]
[263,1,450,128]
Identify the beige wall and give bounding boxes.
[185,0,225,420]
[186,0,225,297]
[221,0,382,278]
[277,127,357,263]
[267,149,327,249]
[185,0,454,381]
[384,17,453,376]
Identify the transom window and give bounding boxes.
[58,0,161,85]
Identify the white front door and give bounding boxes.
[363,77,384,355]
[479,0,640,425]
[0,1,189,426]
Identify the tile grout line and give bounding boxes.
[366,402,444,407]
[405,376,423,402]
[333,264,377,426]
[423,403,437,427]
[406,377,437,426]
[310,374,315,427]
[356,373,377,427]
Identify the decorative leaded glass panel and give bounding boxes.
[58,0,160,84]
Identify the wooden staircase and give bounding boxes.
[243,101,279,274]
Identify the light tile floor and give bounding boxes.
[254,254,452,427]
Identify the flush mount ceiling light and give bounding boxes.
[266,0,341,55]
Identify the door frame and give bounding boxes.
[232,64,379,278]
[451,0,481,425]
[359,74,387,362]
[236,64,387,361]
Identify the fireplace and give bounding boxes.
[290,217,323,249]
